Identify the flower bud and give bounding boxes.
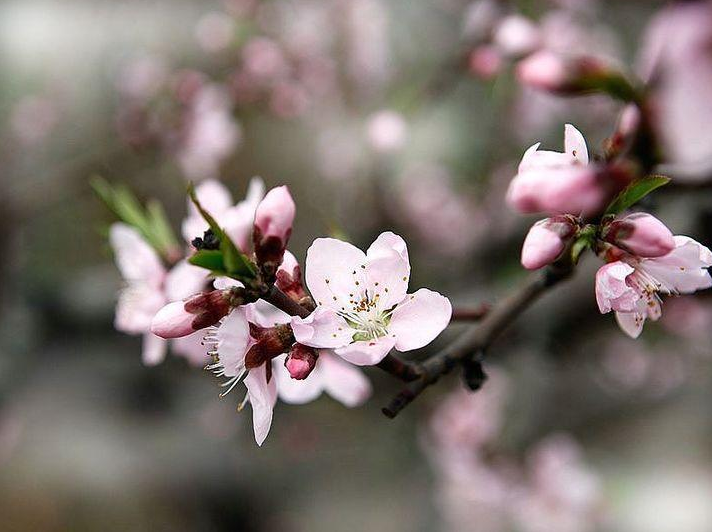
[275,250,307,301]
[253,185,296,266]
[151,290,235,339]
[244,323,294,369]
[603,213,675,258]
[516,51,615,95]
[151,301,196,339]
[521,217,576,270]
[284,343,319,380]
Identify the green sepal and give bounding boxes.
[187,183,257,279]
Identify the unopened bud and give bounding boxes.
[151,289,235,339]
[516,51,630,98]
[253,186,296,267]
[244,323,294,369]
[284,343,319,380]
[603,212,675,258]
[521,216,577,270]
[275,250,307,301]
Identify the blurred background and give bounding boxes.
[2,0,712,530]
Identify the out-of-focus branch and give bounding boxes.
[382,258,575,418]
[452,304,490,321]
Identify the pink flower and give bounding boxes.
[291,232,452,365]
[521,217,576,270]
[275,351,371,407]
[493,15,541,58]
[110,223,208,365]
[253,185,296,263]
[596,236,712,338]
[603,213,675,258]
[507,124,609,216]
[516,51,569,91]
[182,177,265,251]
[468,45,503,80]
[365,110,408,153]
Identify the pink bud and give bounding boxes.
[604,213,675,258]
[253,186,296,265]
[468,45,503,80]
[151,301,196,339]
[521,217,576,270]
[516,51,609,94]
[284,343,319,380]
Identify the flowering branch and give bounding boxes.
[382,258,575,418]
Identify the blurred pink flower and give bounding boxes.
[177,84,242,181]
[110,223,207,365]
[469,45,503,79]
[292,232,452,365]
[182,177,265,251]
[195,11,236,53]
[241,37,289,86]
[493,15,540,58]
[115,55,168,101]
[365,110,408,153]
[637,1,712,176]
[596,236,712,338]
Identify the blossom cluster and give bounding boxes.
[508,124,712,338]
[109,179,451,444]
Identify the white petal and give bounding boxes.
[142,333,167,366]
[171,332,209,366]
[290,307,352,348]
[216,308,251,377]
[244,363,278,446]
[110,223,165,285]
[365,232,411,309]
[115,285,166,334]
[182,179,233,243]
[305,237,366,311]
[274,354,325,405]
[564,124,589,164]
[615,311,644,339]
[213,277,244,290]
[164,260,208,301]
[321,352,372,407]
[641,236,712,293]
[388,289,452,351]
[334,335,396,366]
[249,300,292,327]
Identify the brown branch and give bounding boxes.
[382,259,575,419]
[262,285,311,318]
[451,304,490,321]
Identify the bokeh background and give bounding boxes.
[2,0,712,530]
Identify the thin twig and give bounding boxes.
[451,304,490,322]
[382,260,575,418]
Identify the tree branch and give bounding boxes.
[382,259,575,418]
[452,304,490,321]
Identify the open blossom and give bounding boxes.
[110,223,208,365]
[182,177,265,250]
[507,124,608,216]
[596,236,712,338]
[291,232,452,365]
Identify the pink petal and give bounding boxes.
[110,223,165,285]
[615,311,644,339]
[564,124,589,165]
[115,285,166,334]
[334,335,396,366]
[365,232,411,309]
[305,237,366,311]
[595,262,637,313]
[216,308,251,377]
[164,260,208,301]
[213,277,244,290]
[171,332,209,366]
[249,300,292,328]
[290,307,352,348]
[244,363,278,446]
[142,333,167,366]
[640,236,712,293]
[388,289,452,351]
[182,179,233,243]
[274,354,325,405]
[321,352,372,407]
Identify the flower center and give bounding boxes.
[338,291,392,342]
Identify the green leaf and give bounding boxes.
[146,199,179,251]
[605,175,671,215]
[188,250,227,273]
[570,224,596,264]
[187,183,256,279]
